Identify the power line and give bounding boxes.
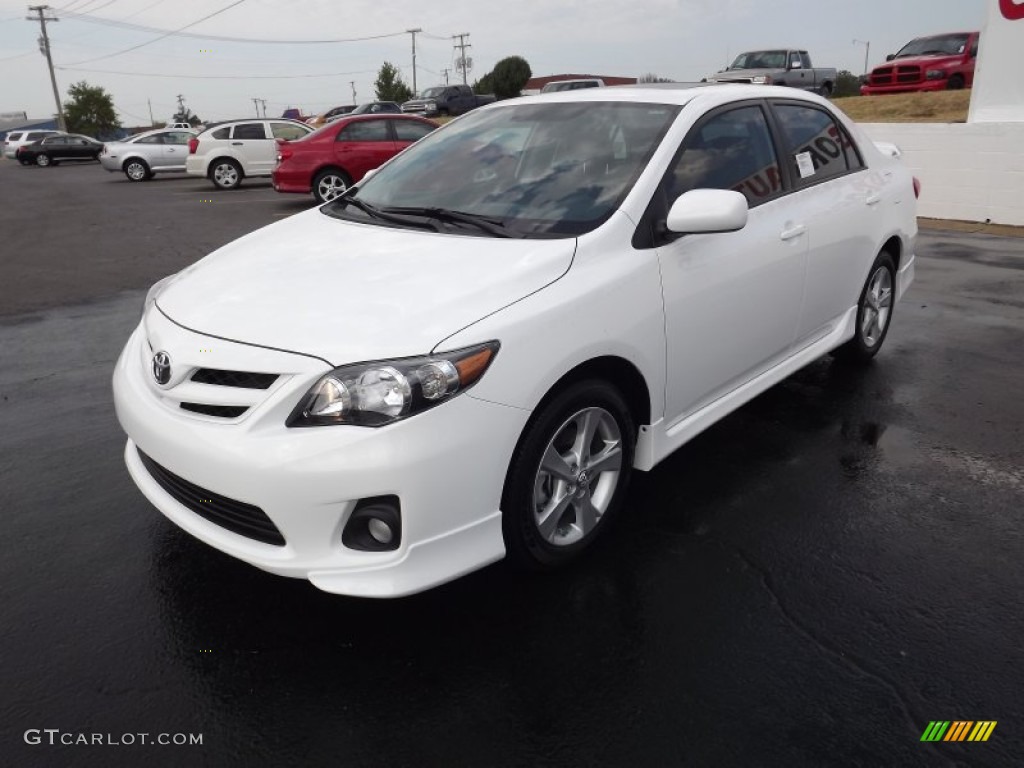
[60,9,408,44]
[56,65,376,79]
[66,0,249,65]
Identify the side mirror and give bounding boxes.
[790,59,803,70]
[666,189,748,234]
[886,54,896,62]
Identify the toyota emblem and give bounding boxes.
[152,351,172,385]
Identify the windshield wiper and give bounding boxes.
[331,194,442,232]
[380,206,522,238]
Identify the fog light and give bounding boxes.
[342,496,402,552]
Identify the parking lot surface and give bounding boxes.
[1,160,1022,767]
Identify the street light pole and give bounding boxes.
[853,39,871,75]
[407,28,422,95]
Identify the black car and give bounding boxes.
[18,134,103,166]
[349,101,403,115]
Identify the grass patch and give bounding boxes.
[832,90,970,123]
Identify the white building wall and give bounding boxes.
[859,122,1024,226]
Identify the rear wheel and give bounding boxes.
[836,251,896,363]
[818,82,833,97]
[35,154,51,167]
[123,158,152,182]
[312,168,351,203]
[502,380,635,569]
[210,158,242,189]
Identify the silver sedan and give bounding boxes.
[99,128,197,181]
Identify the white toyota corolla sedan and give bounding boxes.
[113,84,917,597]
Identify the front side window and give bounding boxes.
[338,120,390,142]
[773,103,861,185]
[231,123,266,140]
[341,101,680,237]
[271,122,308,141]
[666,105,781,206]
[43,136,66,145]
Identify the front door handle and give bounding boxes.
[780,224,806,241]
[231,142,243,146]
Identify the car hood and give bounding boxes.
[878,54,957,69]
[156,207,575,366]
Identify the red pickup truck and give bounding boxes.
[860,31,979,95]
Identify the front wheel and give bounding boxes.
[947,74,965,90]
[312,168,351,203]
[210,159,242,189]
[35,154,51,167]
[502,380,635,570]
[123,158,151,182]
[836,251,896,363]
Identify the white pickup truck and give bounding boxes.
[706,50,838,97]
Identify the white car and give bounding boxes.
[4,129,63,161]
[100,128,197,181]
[540,78,606,92]
[185,118,312,189]
[114,85,917,597]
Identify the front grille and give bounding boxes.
[870,65,922,86]
[180,403,249,418]
[191,368,278,389]
[137,449,286,546]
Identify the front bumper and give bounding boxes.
[112,316,526,597]
[860,80,948,95]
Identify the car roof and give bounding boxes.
[509,82,832,108]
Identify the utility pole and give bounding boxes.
[252,97,260,117]
[147,98,155,126]
[350,81,356,104]
[175,93,186,121]
[853,39,871,76]
[407,28,422,95]
[452,33,471,85]
[27,5,65,132]
[259,98,267,118]
[441,68,450,86]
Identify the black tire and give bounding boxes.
[947,74,965,90]
[18,158,31,166]
[312,168,351,203]
[35,154,51,167]
[818,82,834,98]
[502,379,636,570]
[123,158,152,182]
[209,158,243,190]
[835,251,897,363]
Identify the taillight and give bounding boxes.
[188,137,199,154]
[912,177,921,199]
[278,145,293,161]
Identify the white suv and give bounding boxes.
[185,119,312,189]
[4,129,64,161]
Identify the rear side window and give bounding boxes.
[772,103,863,184]
[271,122,307,141]
[231,123,267,140]
[667,104,782,207]
[28,132,52,140]
[165,132,192,145]
[211,127,230,140]
[137,135,163,145]
[8,132,23,141]
[338,120,390,142]
[392,120,436,142]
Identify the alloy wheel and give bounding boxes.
[317,174,347,202]
[861,266,893,348]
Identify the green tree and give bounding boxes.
[172,107,203,127]
[638,73,674,83]
[63,81,120,138]
[489,56,532,100]
[375,61,413,103]
[834,70,861,98]
[473,73,495,95]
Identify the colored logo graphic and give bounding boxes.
[1001,0,1024,21]
[920,721,997,742]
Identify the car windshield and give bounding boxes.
[895,34,969,58]
[328,101,680,238]
[420,87,446,98]
[730,50,788,69]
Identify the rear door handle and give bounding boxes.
[231,142,243,146]
[780,224,806,241]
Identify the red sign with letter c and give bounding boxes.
[1001,0,1024,20]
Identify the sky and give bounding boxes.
[0,0,988,125]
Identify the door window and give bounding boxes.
[338,120,391,142]
[231,123,267,140]
[211,126,230,140]
[666,105,782,207]
[392,120,436,142]
[165,132,192,145]
[271,122,308,140]
[137,134,163,144]
[772,103,862,185]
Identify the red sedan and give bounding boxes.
[272,114,438,203]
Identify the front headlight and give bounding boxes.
[925,69,947,80]
[288,342,499,427]
[751,75,772,85]
[425,101,437,110]
[143,273,178,317]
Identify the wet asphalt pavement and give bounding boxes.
[1,161,1022,768]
